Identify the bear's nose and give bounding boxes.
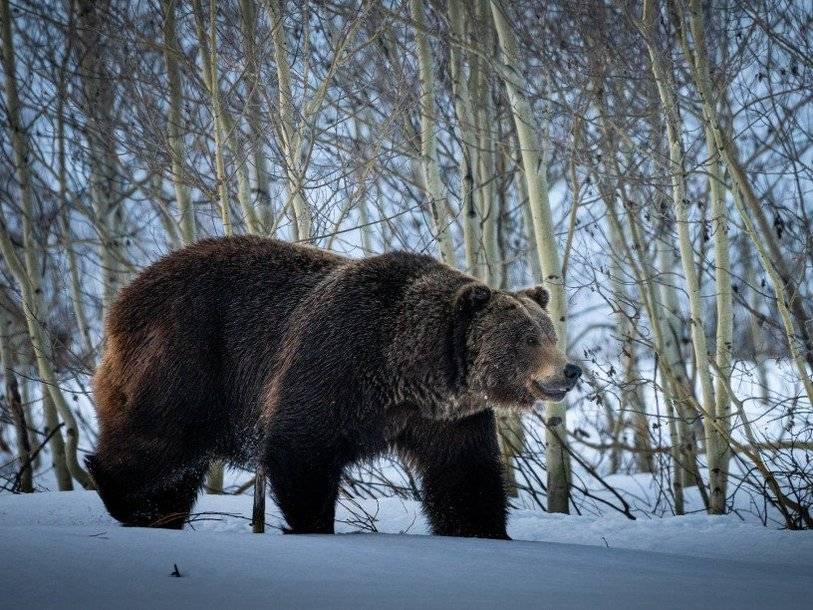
[563,363,582,381]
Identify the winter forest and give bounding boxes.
[1,0,812,607]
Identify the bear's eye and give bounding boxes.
[526,335,540,347]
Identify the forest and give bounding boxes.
[0,0,811,606]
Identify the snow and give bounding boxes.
[1,491,811,608]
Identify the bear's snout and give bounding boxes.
[529,363,581,403]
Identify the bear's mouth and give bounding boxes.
[530,380,569,403]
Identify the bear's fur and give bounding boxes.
[88,236,580,538]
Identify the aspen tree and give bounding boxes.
[352,116,375,254]
[210,0,232,238]
[591,87,654,473]
[239,0,274,231]
[162,0,195,244]
[0,310,32,492]
[674,0,812,402]
[609,217,653,473]
[491,0,570,512]
[448,0,482,277]
[263,1,370,242]
[655,222,703,491]
[190,0,230,236]
[669,0,734,511]
[409,0,456,265]
[595,170,693,512]
[473,1,500,287]
[741,238,770,403]
[586,22,699,488]
[41,390,74,490]
[57,44,94,356]
[192,0,258,235]
[637,0,723,511]
[514,162,542,282]
[76,0,125,314]
[0,0,93,488]
[635,112,707,490]
[644,101,703,490]
[706,125,733,512]
[147,174,182,251]
[731,182,813,405]
[263,0,311,241]
[670,0,812,508]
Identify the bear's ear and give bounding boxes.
[455,283,492,314]
[519,285,549,309]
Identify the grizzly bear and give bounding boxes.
[88,236,581,538]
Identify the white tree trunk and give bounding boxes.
[240,0,273,233]
[638,0,721,511]
[56,53,94,356]
[264,0,311,241]
[491,0,570,513]
[448,0,482,278]
[1,0,94,489]
[600,182,689,512]
[163,0,196,244]
[0,310,33,492]
[678,0,813,382]
[706,125,733,512]
[409,0,456,265]
[192,0,258,236]
[76,0,123,315]
[472,1,500,286]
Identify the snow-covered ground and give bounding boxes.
[1,491,811,609]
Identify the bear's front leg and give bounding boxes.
[395,409,509,539]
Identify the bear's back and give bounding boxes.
[105,236,344,339]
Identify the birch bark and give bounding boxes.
[163,0,196,244]
[0,0,93,488]
[676,0,813,378]
[637,0,721,510]
[448,0,482,277]
[491,1,570,512]
[0,310,32,492]
[409,0,456,265]
[192,0,258,235]
[264,0,311,241]
[240,0,273,232]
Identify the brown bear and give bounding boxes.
[88,236,581,538]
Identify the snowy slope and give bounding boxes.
[1,492,811,609]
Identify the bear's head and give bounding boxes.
[451,283,581,408]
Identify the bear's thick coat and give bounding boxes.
[89,236,579,538]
